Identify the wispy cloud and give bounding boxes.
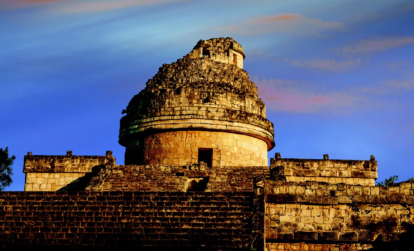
[384,79,414,90]
[385,61,410,72]
[254,78,372,114]
[288,58,361,72]
[357,77,414,96]
[21,0,56,2]
[1,0,188,12]
[214,13,345,37]
[341,37,414,54]
[0,0,57,9]
[57,0,188,13]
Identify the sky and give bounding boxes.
[1,0,414,191]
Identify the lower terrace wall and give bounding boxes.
[266,243,373,251]
[270,154,377,186]
[265,180,414,250]
[19,152,414,250]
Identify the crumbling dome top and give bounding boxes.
[185,37,245,68]
[119,37,275,150]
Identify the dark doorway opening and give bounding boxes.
[202,49,210,58]
[198,148,212,167]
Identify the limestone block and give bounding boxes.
[25,184,33,191]
[400,188,411,195]
[338,196,352,204]
[389,186,400,195]
[371,186,379,195]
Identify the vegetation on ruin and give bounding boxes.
[376,175,414,186]
[0,147,15,191]
[376,175,399,186]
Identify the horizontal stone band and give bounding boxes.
[120,118,275,150]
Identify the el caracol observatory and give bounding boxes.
[119,37,275,167]
[11,38,414,251]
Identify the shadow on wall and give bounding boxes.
[369,227,414,251]
[185,177,210,192]
[353,215,414,251]
[58,165,105,192]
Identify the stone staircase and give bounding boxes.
[0,191,258,250]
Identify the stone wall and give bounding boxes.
[265,243,373,251]
[265,180,414,250]
[0,191,261,250]
[126,131,268,167]
[270,153,377,186]
[79,165,268,192]
[24,151,115,191]
[25,173,86,191]
[20,150,414,249]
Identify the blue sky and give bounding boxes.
[1,0,414,191]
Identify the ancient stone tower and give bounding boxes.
[119,37,275,166]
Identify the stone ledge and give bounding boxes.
[24,151,115,173]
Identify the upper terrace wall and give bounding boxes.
[24,151,115,191]
[63,164,268,192]
[270,153,377,186]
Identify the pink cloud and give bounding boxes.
[214,13,345,36]
[250,14,299,24]
[254,78,370,114]
[342,37,414,54]
[288,58,361,72]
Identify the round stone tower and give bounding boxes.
[119,37,275,166]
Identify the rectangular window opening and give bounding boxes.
[198,148,213,167]
[233,53,237,65]
[202,49,210,58]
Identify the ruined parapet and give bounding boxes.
[24,150,115,191]
[119,37,274,166]
[270,153,377,186]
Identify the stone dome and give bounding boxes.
[119,37,275,166]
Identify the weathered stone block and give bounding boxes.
[339,232,358,242]
[338,196,352,204]
[295,231,318,240]
[318,231,339,241]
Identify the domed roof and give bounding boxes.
[119,37,275,150]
